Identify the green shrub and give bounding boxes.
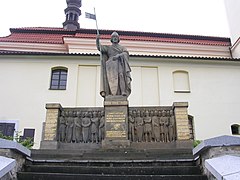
[0,131,34,149]
[0,132,14,140]
[193,140,202,147]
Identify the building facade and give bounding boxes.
[0,0,239,148]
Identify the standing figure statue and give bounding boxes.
[91,111,99,143]
[99,111,105,142]
[58,111,66,142]
[128,110,135,142]
[66,111,74,143]
[135,110,144,142]
[152,110,160,142]
[169,110,176,141]
[160,110,169,142]
[82,112,91,143]
[164,111,170,142]
[143,110,152,142]
[72,111,77,143]
[96,32,132,97]
[74,111,82,143]
[159,110,164,142]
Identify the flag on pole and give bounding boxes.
[85,12,96,20]
[85,8,99,35]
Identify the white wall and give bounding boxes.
[0,55,100,148]
[0,55,240,148]
[157,60,240,140]
[129,67,160,106]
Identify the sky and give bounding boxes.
[0,0,230,37]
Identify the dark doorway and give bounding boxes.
[231,124,240,135]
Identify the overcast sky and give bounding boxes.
[0,0,230,37]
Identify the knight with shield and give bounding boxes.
[96,32,132,97]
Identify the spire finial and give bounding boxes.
[63,0,82,30]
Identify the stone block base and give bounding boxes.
[59,142,101,150]
[40,141,59,149]
[175,140,193,149]
[102,139,130,149]
[130,140,193,150]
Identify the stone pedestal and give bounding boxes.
[173,102,190,141]
[102,96,130,148]
[40,103,62,149]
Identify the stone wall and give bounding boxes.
[0,149,25,180]
[40,102,193,149]
[193,135,240,180]
[0,138,31,180]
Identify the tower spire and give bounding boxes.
[63,0,82,30]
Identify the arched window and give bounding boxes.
[231,124,240,135]
[69,13,73,20]
[74,14,78,21]
[173,70,190,93]
[50,67,68,90]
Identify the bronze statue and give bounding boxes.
[96,32,132,97]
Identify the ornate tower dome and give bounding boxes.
[63,0,82,30]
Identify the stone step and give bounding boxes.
[18,172,208,180]
[30,148,194,161]
[27,159,196,167]
[24,164,201,175]
[18,148,207,180]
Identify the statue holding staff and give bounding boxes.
[96,32,132,97]
[86,9,132,97]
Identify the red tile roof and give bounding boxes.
[0,27,231,46]
[0,33,74,44]
[75,33,230,46]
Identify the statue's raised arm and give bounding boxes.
[96,34,101,51]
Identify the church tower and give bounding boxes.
[63,0,82,30]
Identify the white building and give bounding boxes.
[0,0,239,148]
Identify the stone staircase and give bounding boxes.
[18,149,208,180]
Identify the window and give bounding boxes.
[0,123,15,137]
[231,124,240,135]
[50,67,68,90]
[20,128,35,142]
[173,70,190,93]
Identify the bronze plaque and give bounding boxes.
[106,131,126,138]
[105,111,127,138]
